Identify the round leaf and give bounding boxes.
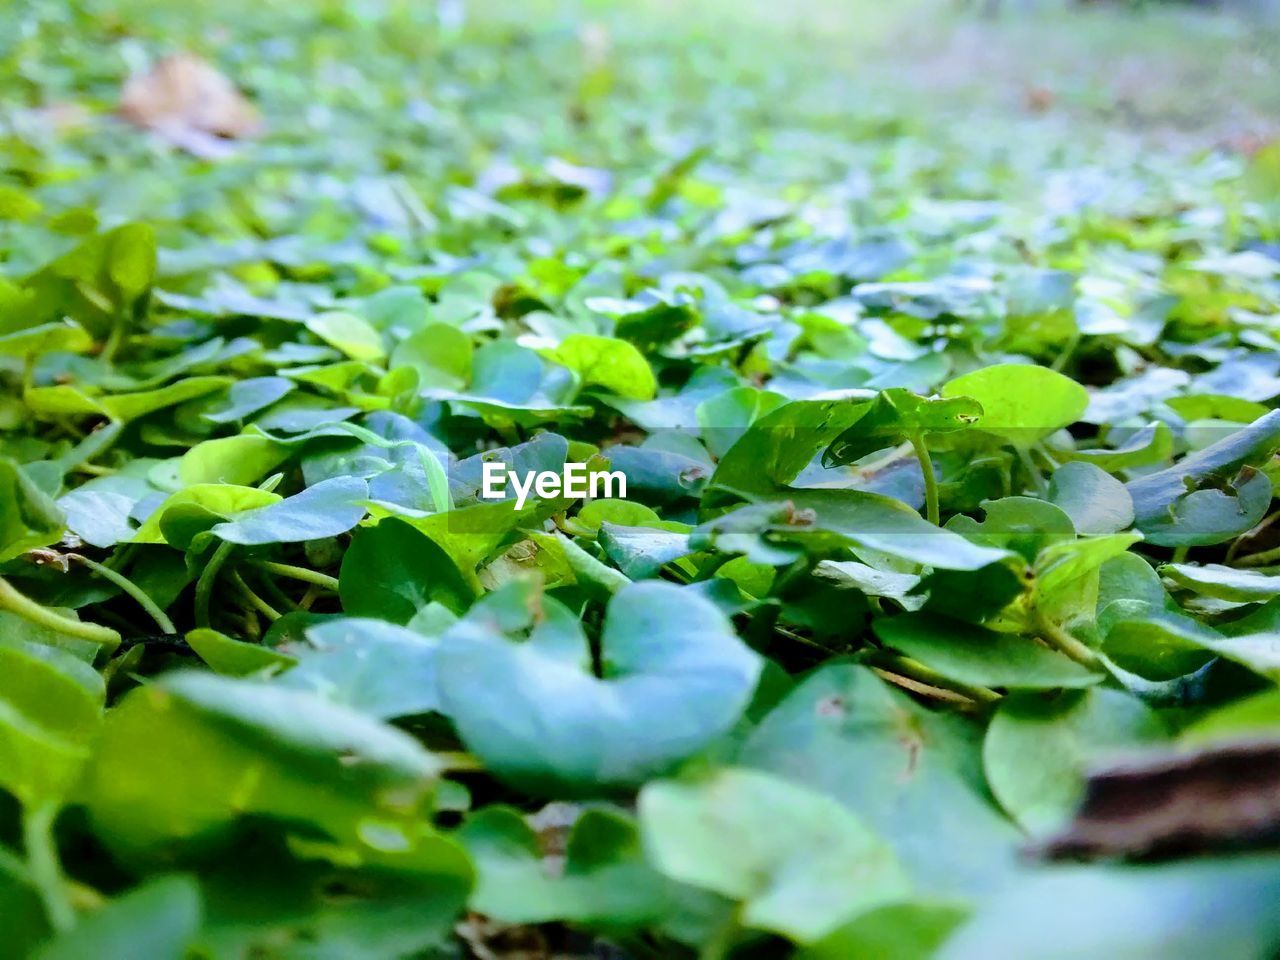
[436,579,762,793]
[942,364,1087,447]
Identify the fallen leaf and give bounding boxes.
[119,53,261,157]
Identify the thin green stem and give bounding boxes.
[70,463,115,477]
[194,541,236,628]
[1236,544,1280,568]
[774,624,835,655]
[0,841,29,881]
[250,560,340,592]
[253,572,300,614]
[1036,612,1102,670]
[698,905,743,960]
[69,555,174,634]
[103,542,139,573]
[1051,332,1082,373]
[1033,441,1061,470]
[101,316,126,365]
[1170,545,1190,564]
[0,577,120,651]
[24,804,75,933]
[436,751,485,772]
[1017,446,1048,496]
[910,432,940,525]
[230,570,281,622]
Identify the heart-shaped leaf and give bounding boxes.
[436,579,762,793]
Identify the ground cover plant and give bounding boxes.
[2,0,1280,956]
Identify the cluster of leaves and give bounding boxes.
[3,0,1280,957]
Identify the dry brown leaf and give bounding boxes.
[1039,739,1280,862]
[1024,85,1055,114]
[119,53,261,156]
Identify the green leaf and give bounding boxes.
[1126,410,1280,547]
[1063,421,1174,471]
[874,613,1103,689]
[201,376,295,425]
[938,858,1280,960]
[187,628,296,677]
[598,522,694,579]
[740,664,1022,897]
[823,388,982,466]
[195,832,472,960]
[0,321,94,357]
[178,435,289,486]
[459,805,672,928]
[694,490,1013,571]
[0,635,104,805]
[81,672,442,862]
[983,689,1167,834]
[131,484,281,545]
[1182,689,1280,745]
[0,869,52,957]
[797,901,970,960]
[708,397,872,497]
[276,618,440,719]
[696,386,788,459]
[1048,462,1134,535]
[210,476,369,545]
[390,323,472,390]
[0,458,64,562]
[305,311,387,362]
[942,364,1088,447]
[339,517,476,622]
[104,222,158,303]
[100,377,235,423]
[547,333,657,400]
[640,767,909,943]
[32,875,200,960]
[436,579,761,792]
[1161,563,1280,602]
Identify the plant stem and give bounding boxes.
[230,570,281,622]
[194,542,236,628]
[1016,446,1047,496]
[251,560,340,592]
[69,555,175,634]
[868,652,1001,704]
[698,906,743,960]
[0,577,121,651]
[1226,509,1280,563]
[24,804,75,933]
[1051,332,1081,373]
[1171,545,1190,564]
[253,572,300,614]
[0,841,29,881]
[436,751,484,772]
[910,432,940,525]
[1036,612,1102,670]
[101,315,127,365]
[1236,544,1280,568]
